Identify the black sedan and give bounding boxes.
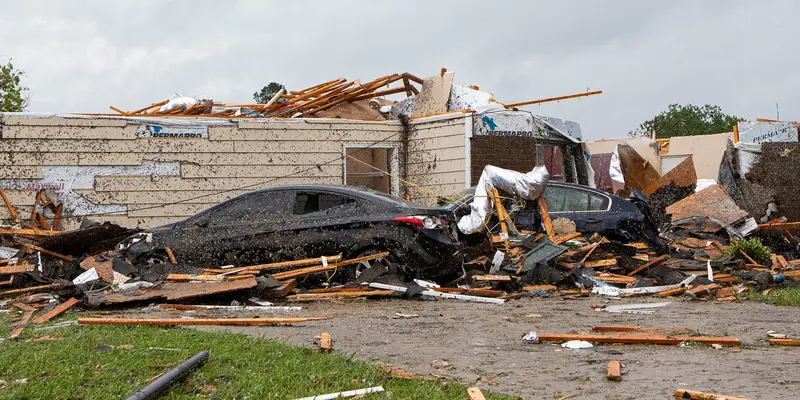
[446,181,666,252]
[118,185,463,279]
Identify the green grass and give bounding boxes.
[0,316,516,400]
[738,286,800,307]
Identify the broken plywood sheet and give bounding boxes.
[645,155,697,195]
[666,184,749,225]
[89,277,257,306]
[618,143,661,194]
[412,72,455,117]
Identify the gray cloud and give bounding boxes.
[1,0,797,140]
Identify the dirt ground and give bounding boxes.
[179,296,800,399]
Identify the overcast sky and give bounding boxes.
[2,0,798,140]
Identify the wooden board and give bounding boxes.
[534,333,740,346]
[538,196,556,242]
[672,388,750,400]
[467,387,487,400]
[627,254,670,276]
[607,361,621,381]
[32,297,79,324]
[584,258,618,268]
[319,332,332,353]
[78,316,330,326]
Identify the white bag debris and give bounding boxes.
[458,165,550,234]
[561,340,593,349]
[159,94,199,113]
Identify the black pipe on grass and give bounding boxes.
[126,350,209,400]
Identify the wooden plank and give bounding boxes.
[167,274,227,282]
[271,252,389,280]
[632,254,650,262]
[432,288,504,297]
[757,221,800,231]
[8,309,34,340]
[165,247,178,264]
[739,250,759,265]
[625,242,649,250]
[672,388,750,400]
[574,242,600,269]
[263,279,297,299]
[769,338,800,346]
[687,284,719,297]
[77,317,330,326]
[32,297,79,324]
[18,243,73,261]
[472,274,513,282]
[534,333,740,346]
[776,255,789,269]
[467,387,487,400]
[592,326,640,332]
[538,196,556,241]
[0,263,35,275]
[522,284,557,292]
[0,186,20,225]
[286,290,396,301]
[0,283,65,299]
[627,254,670,276]
[592,274,636,284]
[244,254,343,272]
[554,232,581,245]
[504,90,603,108]
[584,258,617,268]
[607,361,621,381]
[658,287,687,297]
[319,332,332,353]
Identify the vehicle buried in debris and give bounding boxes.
[117,185,463,280]
[443,181,667,252]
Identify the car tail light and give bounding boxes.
[392,215,448,229]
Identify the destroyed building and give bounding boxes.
[0,70,594,230]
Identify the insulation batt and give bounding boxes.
[457,165,549,234]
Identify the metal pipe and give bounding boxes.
[126,351,209,400]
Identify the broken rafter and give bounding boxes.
[672,389,751,400]
[32,297,79,324]
[0,186,20,225]
[504,90,603,109]
[627,254,670,276]
[538,197,556,242]
[270,252,389,280]
[19,243,73,261]
[244,254,343,272]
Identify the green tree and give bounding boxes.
[0,60,30,112]
[253,82,286,104]
[629,104,743,138]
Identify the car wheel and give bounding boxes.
[138,251,169,267]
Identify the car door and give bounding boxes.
[544,184,611,234]
[282,190,366,257]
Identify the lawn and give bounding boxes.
[0,316,516,400]
[738,286,800,306]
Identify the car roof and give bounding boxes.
[236,184,421,207]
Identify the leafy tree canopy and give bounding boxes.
[253,82,287,104]
[0,59,29,112]
[629,103,742,138]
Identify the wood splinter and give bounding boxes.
[607,360,621,381]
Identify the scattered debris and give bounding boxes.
[294,386,385,400]
[672,388,750,400]
[77,317,330,326]
[467,387,487,400]
[607,361,622,381]
[561,340,593,349]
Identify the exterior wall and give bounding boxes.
[405,114,468,204]
[585,138,659,171]
[470,136,538,184]
[0,115,406,229]
[665,132,732,180]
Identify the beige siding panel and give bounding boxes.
[0,166,44,179]
[408,170,465,185]
[0,152,80,165]
[127,203,213,218]
[181,164,343,178]
[212,126,402,141]
[0,139,234,154]
[141,153,342,166]
[237,120,401,131]
[406,158,465,172]
[410,125,465,141]
[2,125,137,140]
[231,140,345,154]
[78,153,145,166]
[2,190,38,206]
[95,176,342,192]
[408,135,465,151]
[3,117,128,127]
[77,189,252,205]
[407,147,465,165]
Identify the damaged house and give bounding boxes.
[0,70,594,230]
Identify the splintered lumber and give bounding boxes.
[537,196,556,241]
[584,258,618,268]
[659,287,687,297]
[0,186,20,225]
[8,309,34,340]
[467,387,487,400]
[574,242,600,268]
[769,338,800,346]
[592,326,640,332]
[167,274,227,282]
[523,284,557,292]
[776,255,789,269]
[78,317,330,326]
[244,254,343,272]
[487,187,511,246]
[0,283,65,299]
[295,386,385,400]
[627,254,670,276]
[164,247,177,264]
[591,326,693,335]
[286,290,396,301]
[739,250,759,265]
[307,286,371,294]
[504,90,603,108]
[625,242,649,250]
[472,274,513,282]
[19,243,73,261]
[433,287,504,297]
[607,361,621,381]
[264,279,297,298]
[757,221,800,231]
[319,332,332,353]
[271,252,389,280]
[554,232,581,244]
[592,274,636,284]
[687,284,719,297]
[369,282,505,304]
[0,227,59,237]
[672,388,750,400]
[0,263,35,275]
[32,297,79,324]
[533,333,741,346]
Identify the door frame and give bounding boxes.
[342,144,400,196]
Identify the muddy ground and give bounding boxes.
[162,296,799,399]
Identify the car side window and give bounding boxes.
[293,192,356,215]
[543,186,609,212]
[193,192,289,225]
